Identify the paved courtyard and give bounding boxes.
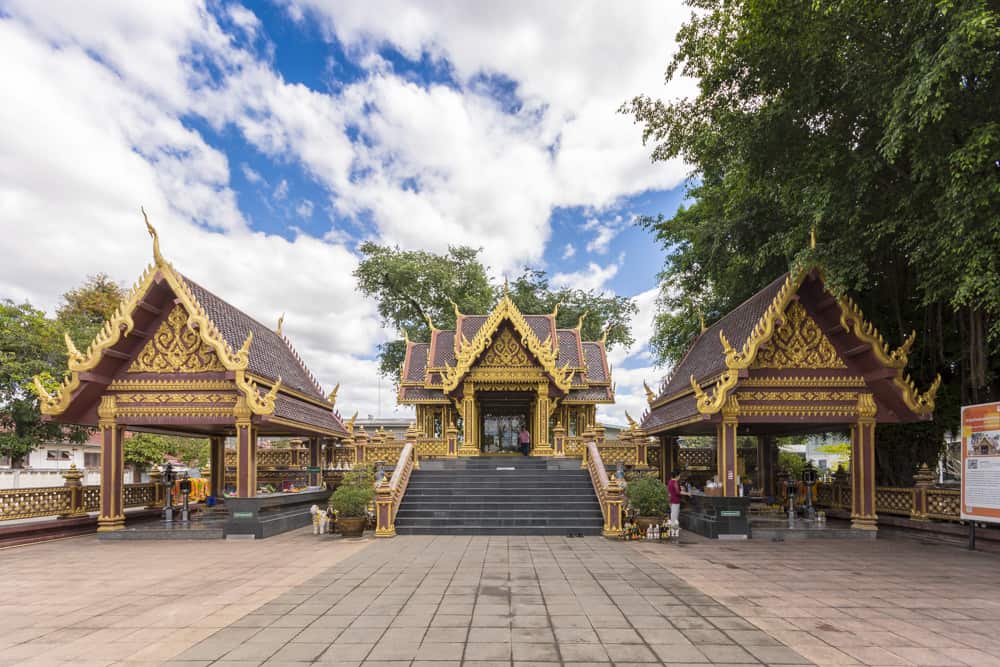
[1,531,999,667]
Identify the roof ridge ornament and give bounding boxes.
[810,225,817,250]
[450,299,462,321]
[698,308,706,334]
[276,313,284,337]
[576,311,588,331]
[141,206,165,268]
[327,382,339,406]
[643,380,656,406]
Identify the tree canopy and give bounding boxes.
[354,243,638,382]
[0,275,126,460]
[622,0,998,484]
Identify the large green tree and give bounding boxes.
[1,275,126,461]
[623,0,999,484]
[354,244,638,382]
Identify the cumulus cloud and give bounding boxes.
[1,1,684,420]
[562,243,575,260]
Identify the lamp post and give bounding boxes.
[179,474,192,523]
[162,462,176,523]
[802,462,818,521]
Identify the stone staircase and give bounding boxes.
[393,456,604,535]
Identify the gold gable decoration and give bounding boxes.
[751,302,846,369]
[480,328,532,367]
[128,306,225,373]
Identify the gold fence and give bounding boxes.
[374,443,418,537]
[224,447,311,468]
[583,441,624,537]
[815,482,960,521]
[0,482,158,522]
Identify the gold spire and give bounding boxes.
[141,206,164,267]
[503,277,510,297]
[346,410,358,434]
[624,410,638,430]
[276,312,285,337]
[327,382,339,405]
[643,380,656,406]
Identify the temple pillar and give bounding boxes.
[354,427,369,464]
[234,397,257,498]
[446,418,459,457]
[209,436,225,499]
[663,435,678,482]
[850,394,878,530]
[97,397,125,531]
[716,397,739,496]
[458,381,478,456]
[309,437,321,487]
[533,383,554,455]
[759,435,777,498]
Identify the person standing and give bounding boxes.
[518,427,531,456]
[668,470,683,525]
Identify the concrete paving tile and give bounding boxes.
[463,642,512,661]
[603,643,659,662]
[413,642,465,661]
[512,643,560,661]
[743,645,809,664]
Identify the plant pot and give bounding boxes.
[337,516,366,537]
[636,516,661,532]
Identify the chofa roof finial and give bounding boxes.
[276,312,285,337]
[810,225,817,250]
[141,206,164,267]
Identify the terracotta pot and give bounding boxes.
[337,516,366,538]
[636,516,661,532]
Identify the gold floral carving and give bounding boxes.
[750,302,846,369]
[741,375,866,388]
[736,391,859,402]
[128,306,225,373]
[114,393,237,404]
[480,328,532,367]
[109,379,232,391]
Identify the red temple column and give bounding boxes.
[235,398,257,498]
[309,437,321,487]
[97,397,125,532]
[716,397,739,496]
[850,394,878,530]
[759,435,776,498]
[209,436,225,499]
[663,435,678,482]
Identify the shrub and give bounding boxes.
[329,483,373,517]
[625,476,669,516]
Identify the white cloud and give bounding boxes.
[561,243,575,260]
[551,261,620,292]
[296,199,315,218]
[0,1,689,421]
[241,163,264,184]
[273,178,289,201]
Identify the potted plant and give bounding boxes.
[625,476,669,532]
[329,482,373,537]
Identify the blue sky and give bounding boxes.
[0,1,694,422]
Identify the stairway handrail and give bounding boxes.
[374,442,418,537]
[585,440,624,537]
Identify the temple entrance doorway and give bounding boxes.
[479,392,532,454]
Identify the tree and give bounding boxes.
[622,0,999,483]
[0,301,89,461]
[124,433,209,468]
[1,275,125,461]
[57,274,126,348]
[355,245,638,383]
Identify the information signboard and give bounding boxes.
[961,401,1000,524]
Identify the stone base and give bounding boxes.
[96,515,125,532]
[851,515,879,531]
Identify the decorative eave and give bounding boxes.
[685,265,939,419]
[439,295,574,394]
[33,212,281,418]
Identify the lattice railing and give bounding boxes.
[416,438,449,458]
[815,482,960,522]
[0,487,72,520]
[83,485,101,511]
[597,443,637,467]
[927,488,960,520]
[331,447,355,468]
[365,445,406,465]
[564,437,585,457]
[123,483,156,508]
[876,487,914,516]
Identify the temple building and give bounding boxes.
[398,295,614,456]
[33,217,348,531]
[641,264,938,531]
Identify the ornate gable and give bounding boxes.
[751,301,846,369]
[479,328,534,368]
[128,305,225,373]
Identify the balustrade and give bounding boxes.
[375,443,418,537]
[0,481,162,521]
[814,481,960,522]
[585,441,624,537]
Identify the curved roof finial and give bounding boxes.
[698,307,706,334]
[327,382,339,405]
[810,225,817,250]
[450,298,462,321]
[551,301,562,319]
[425,312,437,332]
[141,206,164,267]
[576,310,588,331]
[276,312,285,337]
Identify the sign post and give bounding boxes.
[960,401,1000,550]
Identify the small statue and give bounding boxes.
[310,504,330,535]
